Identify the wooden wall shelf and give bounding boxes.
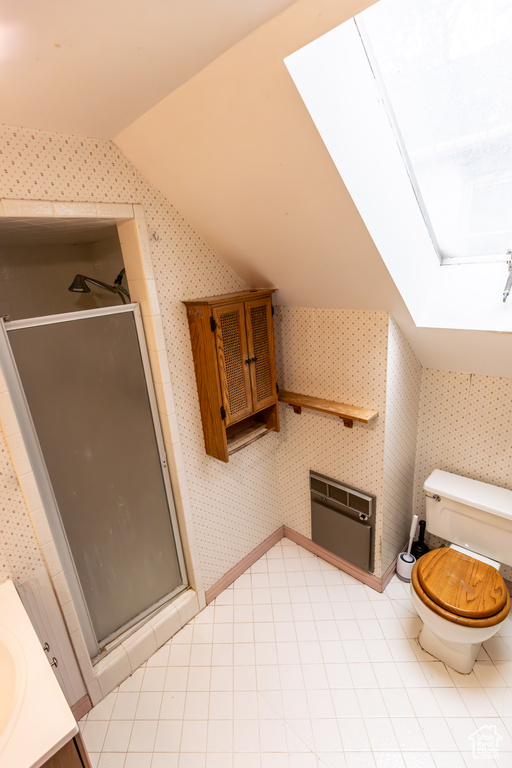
[278,390,378,429]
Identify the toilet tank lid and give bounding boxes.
[424,469,512,522]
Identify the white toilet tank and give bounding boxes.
[424,469,512,567]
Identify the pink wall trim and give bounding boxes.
[72,694,92,722]
[284,527,397,593]
[205,525,401,603]
[205,527,285,604]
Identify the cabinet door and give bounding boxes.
[212,302,253,426]
[245,297,278,412]
[43,738,83,768]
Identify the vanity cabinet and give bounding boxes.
[43,733,92,768]
[183,289,279,462]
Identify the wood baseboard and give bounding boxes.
[205,526,285,604]
[205,524,402,604]
[72,694,92,721]
[283,526,397,593]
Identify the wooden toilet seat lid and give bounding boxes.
[416,548,508,619]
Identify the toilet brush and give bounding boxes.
[396,514,418,582]
[411,519,430,559]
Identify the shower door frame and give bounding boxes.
[0,302,188,659]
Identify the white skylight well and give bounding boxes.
[359,0,512,267]
[285,0,512,332]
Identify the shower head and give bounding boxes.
[68,269,130,305]
[68,274,91,293]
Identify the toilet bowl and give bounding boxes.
[410,545,510,673]
[409,470,512,674]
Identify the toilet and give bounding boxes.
[410,469,512,674]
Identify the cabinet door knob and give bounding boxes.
[245,358,252,365]
[251,357,258,363]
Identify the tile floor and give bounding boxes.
[80,538,512,767]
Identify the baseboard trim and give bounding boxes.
[380,552,400,592]
[72,694,92,721]
[205,526,285,604]
[284,526,395,593]
[205,525,401,604]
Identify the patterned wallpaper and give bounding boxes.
[0,124,282,591]
[0,428,43,582]
[381,317,422,572]
[274,307,389,577]
[412,368,512,580]
[2,123,511,602]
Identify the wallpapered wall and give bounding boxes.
[274,307,389,577]
[412,368,512,581]
[0,124,282,592]
[1,124,511,598]
[0,427,43,583]
[381,317,422,573]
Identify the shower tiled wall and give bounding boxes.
[381,317,422,572]
[274,306,389,577]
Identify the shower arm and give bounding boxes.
[80,276,130,304]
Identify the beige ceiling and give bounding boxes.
[116,0,512,378]
[0,0,298,138]
[3,0,511,378]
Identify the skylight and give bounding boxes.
[284,0,512,332]
[358,0,512,266]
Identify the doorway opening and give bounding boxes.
[0,213,189,661]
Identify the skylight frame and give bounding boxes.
[355,17,443,266]
[355,2,512,268]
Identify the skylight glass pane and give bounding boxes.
[360,0,512,263]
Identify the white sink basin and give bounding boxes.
[0,627,27,755]
[0,581,78,768]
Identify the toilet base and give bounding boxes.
[418,624,481,674]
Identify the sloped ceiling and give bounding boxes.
[116,0,512,378]
[0,0,299,137]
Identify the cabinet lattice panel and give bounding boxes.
[250,305,272,401]
[183,289,278,462]
[220,311,248,416]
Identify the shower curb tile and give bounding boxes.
[87,678,103,707]
[96,645,132,698]
[123,625,159,672]
[150,603,182,648]
[177,591,201,626]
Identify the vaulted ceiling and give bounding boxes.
[0,0,299,137]
[3,0,511,377]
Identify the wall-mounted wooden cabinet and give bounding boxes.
[183,289,279,462]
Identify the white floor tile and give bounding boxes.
[127,720,157,752]
[102,720,132,753]
[80,540,512,768]
[180,720,208,752]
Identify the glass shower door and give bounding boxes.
[5,305,187,655]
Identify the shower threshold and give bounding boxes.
[93,583,189,663]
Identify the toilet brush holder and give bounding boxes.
[397,551,416,582]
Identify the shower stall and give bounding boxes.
[1,303,187,659]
